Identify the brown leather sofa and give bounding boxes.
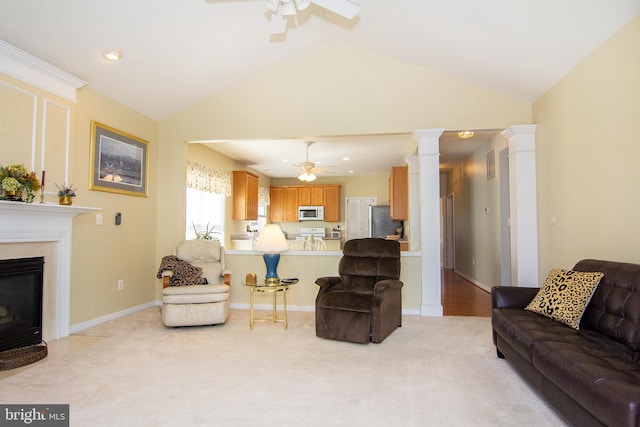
[492,259,640,427]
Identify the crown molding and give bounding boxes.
[0,39,86,102]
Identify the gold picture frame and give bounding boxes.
[89,121,149,197]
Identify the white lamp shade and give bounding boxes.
[255,224,289,252]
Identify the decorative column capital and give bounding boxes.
[413,128,445,155]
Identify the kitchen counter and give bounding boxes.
[230,234,342,251]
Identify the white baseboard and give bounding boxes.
[72,301,421,333]
[69,302,158,334]
[453,270,492,293]
[420,304,444,317]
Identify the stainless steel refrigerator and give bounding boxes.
[369,205,403,238]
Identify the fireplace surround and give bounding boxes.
[0,201,99,340]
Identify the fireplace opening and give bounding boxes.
[0,257,44,352]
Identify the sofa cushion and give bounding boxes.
[533,332,640,427]
[576,259,640,352]
[525,269,604,330]
[163,284,230,304]
[317,290,374,313]
[493,307,584,363]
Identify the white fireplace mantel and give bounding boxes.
[0,200,101,339]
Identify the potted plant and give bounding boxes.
[0,164,41,203]
[56,183,77,205]
[192,222,218,241]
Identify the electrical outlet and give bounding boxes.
[117,279,124,291]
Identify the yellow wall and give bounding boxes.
[70,87,159,324]
[0,78,159,325]
[533,15,640,276]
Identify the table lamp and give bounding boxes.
[254,224,289,285]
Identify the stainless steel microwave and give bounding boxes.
[298,206,324,221]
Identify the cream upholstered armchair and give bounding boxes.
[159,240,231,327]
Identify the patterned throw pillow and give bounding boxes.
[525,269,604,330]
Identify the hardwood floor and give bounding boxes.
[441,269,492,317]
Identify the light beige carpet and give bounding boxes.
[0,308,566,426]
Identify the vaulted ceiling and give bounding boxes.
[1,0,638,175]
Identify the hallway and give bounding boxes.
[441,269,492,317]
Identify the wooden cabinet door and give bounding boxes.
[310,186,324,206]
[284,187,299,222]
[232,171,258,220]
[298,186,311,206]
[323,185,341,222]
[247,173,258,220]
[390,166,408,220]
[269,187,284,222]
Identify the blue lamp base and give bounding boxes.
[263,252,281,285]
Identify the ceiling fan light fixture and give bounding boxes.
[458,131,474,139]
[298,172,316,182]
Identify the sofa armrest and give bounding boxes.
[491,286,539,309]
[315,276,342,290]
[374,279,403,294]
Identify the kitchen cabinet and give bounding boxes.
[389,165,408,220]
[269,186,301,222]
[298,186,324,206]
[232,171,258,220]
[284,187,299,222]
[269,186,284,222]
[269,184,341,222]
[323,185,341,222]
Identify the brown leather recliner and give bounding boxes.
[315,238,403,344]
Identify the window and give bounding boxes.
[184,162,231,243]
[185,187,225,242]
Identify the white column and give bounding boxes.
[414,129,444,316]
[502,125,539,287]
[405,155,420,251]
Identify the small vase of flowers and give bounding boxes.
[56,183,77,206]
[0,164,41,203]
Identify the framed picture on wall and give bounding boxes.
[89,121,149,197]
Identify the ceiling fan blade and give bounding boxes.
[310,0,360,19]
[269,6,288,34]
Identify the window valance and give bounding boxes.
[186,162,231,196]
[258,186,270,206]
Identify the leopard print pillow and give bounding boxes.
[525,269,604,330]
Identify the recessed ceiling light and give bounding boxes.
[282,159,288,163]
[103,49,124,61]
[458,131,474,139]
[348,170,354,174]
[343,157,350,161]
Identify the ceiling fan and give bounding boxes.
[295,141,334,182]
[208,0,361,34]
